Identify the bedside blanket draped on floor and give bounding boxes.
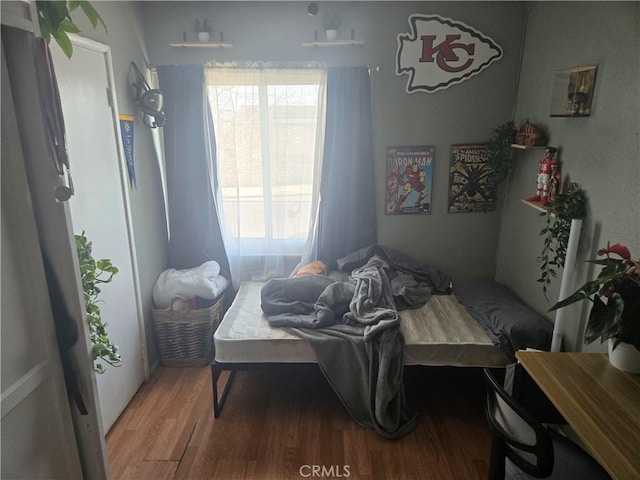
[261,254,440,439]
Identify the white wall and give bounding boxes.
[141,1,526,280]
[495,2,640,352]
[67,1,638,357]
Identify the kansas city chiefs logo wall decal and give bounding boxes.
[396,14,503,93]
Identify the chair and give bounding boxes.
[483,368,611,480]
[510,363,567,426]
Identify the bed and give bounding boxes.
[214,281,511,367]
[211,276,553,423]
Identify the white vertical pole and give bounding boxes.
[551,218,583,352]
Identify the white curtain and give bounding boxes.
[206,67,326,286]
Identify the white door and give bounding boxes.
[1,41,83,479]
[50,35,148,432]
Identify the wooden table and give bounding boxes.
[516,351,640,480]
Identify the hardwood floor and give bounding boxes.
[106,365,492,480]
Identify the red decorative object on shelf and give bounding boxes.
[525,146,560,204]
[515,119,547,146]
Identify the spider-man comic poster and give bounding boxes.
[385,146,434,215]
[448,144,495,213]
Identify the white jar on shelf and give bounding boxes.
[325,29,337,41]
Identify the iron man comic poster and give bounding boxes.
[385,146,434,215]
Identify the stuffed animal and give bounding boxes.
[292,261,327,277]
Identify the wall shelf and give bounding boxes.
[302,39,365,48]
[511,144,546,150]
[521,198,549,213]
[169,42,233,48]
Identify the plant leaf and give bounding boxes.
[59,18,81,33]
[79,1,107,32]
[584,296,613,344]
[549,280,600,310]
[52,30,74,58]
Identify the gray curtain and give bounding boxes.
[156,65,229,274]
[316,66,377,269]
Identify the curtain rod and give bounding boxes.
[148,63,381,72]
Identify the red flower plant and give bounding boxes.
[550,242,640,350]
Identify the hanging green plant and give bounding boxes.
[322,12,342,31]
[190,16,213,34]
[537,182,587,300]
[75,232,121,374]
[36,1,106,58]
[486,121,517,196]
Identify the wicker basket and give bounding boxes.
[152,291,225,367]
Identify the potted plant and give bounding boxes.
[550,242,640,373]
[76,232,121,373]
[191,17,213,42]
[322,12,341,40]
[536,182,587,299]
[485,121,517,198]
[36,0,106,58]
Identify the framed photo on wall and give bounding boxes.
[385,146,434,214]
[448,144,495,213]
[550,65,597,117]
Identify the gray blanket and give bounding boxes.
[261,248,449,438]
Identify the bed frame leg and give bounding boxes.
[211,364,236,418]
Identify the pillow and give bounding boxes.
[453,277,553,357]
[292,261,327,278]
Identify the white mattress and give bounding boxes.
[214,281,510,367]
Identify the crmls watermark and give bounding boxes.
[299,464,351,478]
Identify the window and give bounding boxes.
[206,68,325,257]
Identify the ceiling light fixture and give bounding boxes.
[307,2,318,16]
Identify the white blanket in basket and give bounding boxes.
[153,261,228,309]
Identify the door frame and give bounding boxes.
[1,9,110,479]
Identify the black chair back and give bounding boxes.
[484,368,554,479]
